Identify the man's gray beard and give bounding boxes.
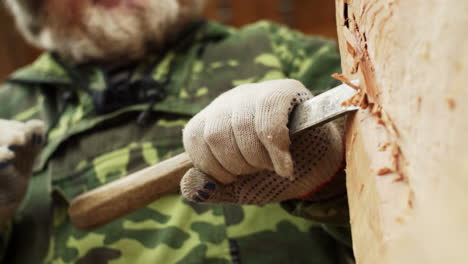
[53,0,180,63]
[6,0,205,64]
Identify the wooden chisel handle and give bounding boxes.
[68,152,192,230]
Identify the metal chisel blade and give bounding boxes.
[289,81,360,135]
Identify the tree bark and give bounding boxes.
[335,0,468,263]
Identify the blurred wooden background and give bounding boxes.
[0,0,337,80]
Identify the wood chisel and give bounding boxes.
[69,81,360,230]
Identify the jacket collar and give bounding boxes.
[6,21,230,87]
[8,53,72,85]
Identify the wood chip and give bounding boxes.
[331,73,360,90]
[346,41,357,58]
[377,167,393,175]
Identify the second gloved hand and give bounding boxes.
[181,79,344,204]
[0,119,45,226]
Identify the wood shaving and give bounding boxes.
[346,41,357,58]
[391,143,401,158]
[377,167,393,176]
[380,109,400,138]
[389,143,407,183]
[390,142,401,171]
[331,73,360,90]
[350,61,360,74]
[360,94,369,108]
[370,104,382,118]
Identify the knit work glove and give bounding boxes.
[181,79,344,204]
[0,119,44,221]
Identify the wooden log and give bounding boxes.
[335,0,468,263]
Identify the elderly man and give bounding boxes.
[0,0,352,263]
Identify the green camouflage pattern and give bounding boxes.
[0,21,349,263]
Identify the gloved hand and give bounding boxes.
[181,79,345,204]
[0,119,45,225]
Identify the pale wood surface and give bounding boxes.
[69,153,192,230]
[335,0,468,263]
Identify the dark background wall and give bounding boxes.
[0,0,337,80]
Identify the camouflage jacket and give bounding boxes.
[0,21,351,264]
